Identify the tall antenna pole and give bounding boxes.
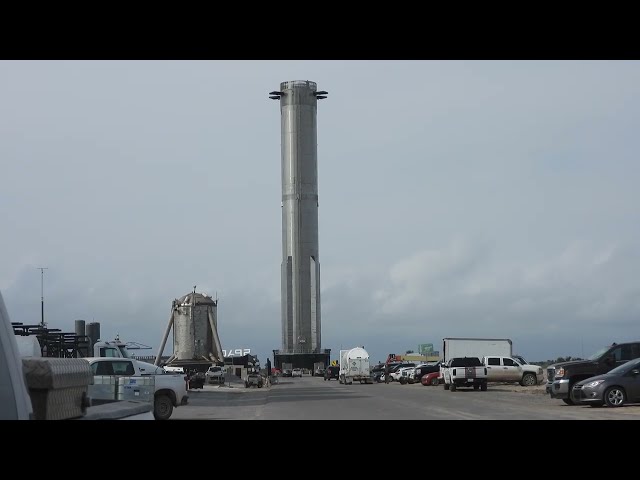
[37,267,48,328]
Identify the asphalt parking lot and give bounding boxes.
[171,375,640,420]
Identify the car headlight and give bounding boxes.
[584,379,605,388]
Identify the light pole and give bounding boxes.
[37,267,48,328]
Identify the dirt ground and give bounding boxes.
[489,382,547,394]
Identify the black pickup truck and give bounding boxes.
[546,341,640,405]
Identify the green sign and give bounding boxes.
[418,343,434,355]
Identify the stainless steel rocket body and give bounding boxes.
[277,80,323,354]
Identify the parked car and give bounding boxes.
[413,362,442,383]
[85,356,189,420]
[292,368,303,377]
[483,356,543,386]
[188,371,206,389]
[324,366,339,381]
[421,371,440,386]
[547,341,640,405]
[314,367,325,376]
[441,357,488,391]
[397,366,419,384]
[571,357,640,408]
[386,362,416,382]
[244,371,264,388]
[371,363,391,383]
[205,365,225,384]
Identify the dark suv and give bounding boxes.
[413,362,442,383]
[371,363,388,383]
[324,366,339,381]
[547,341,640,405]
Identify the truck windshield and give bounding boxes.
[513,356,527,365]
[588,347,609,361]
[118,345,131,358]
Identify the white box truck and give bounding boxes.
[339,347,373,385]
[442,338,512,363]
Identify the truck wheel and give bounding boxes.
[444,384,450,390]
[324,377,327,381]
[258,383,263,388]
[154,395,173,421]
[450,384,457,392]
[562,398,575,405]
[521,373,537,386]
[430,377,439,386]
[399,377,407,385]
[473,385,479,390]
[604,386,626,407]
[480,382,487,391]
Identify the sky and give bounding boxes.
[1,60,639,365]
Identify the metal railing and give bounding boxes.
[12,322,90,358]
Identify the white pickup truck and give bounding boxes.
[92,338,190,418]
[441,357,488,391]
[84,357,188,420]
[482,355,543,386]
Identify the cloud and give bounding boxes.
[319,238,640,362]
[374,238,485,315]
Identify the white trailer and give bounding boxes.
[442,338,512,363]
[339,347,373,385]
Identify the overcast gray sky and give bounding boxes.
[1,60,639,364]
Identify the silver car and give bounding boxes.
[205,365,224,384]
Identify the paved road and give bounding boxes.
[172,376,640,420]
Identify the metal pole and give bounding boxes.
[155,312,175,366]
[37,267,48,328]
[191,286,196,355]
[207,307,223,362]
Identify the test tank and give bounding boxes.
[154,290,224,367]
